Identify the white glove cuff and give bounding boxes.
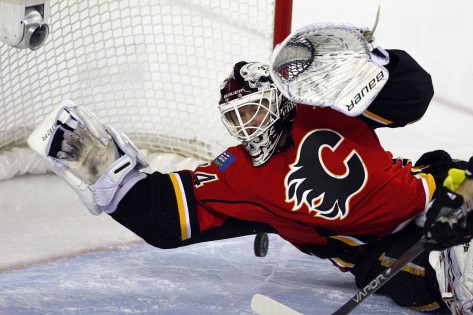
[93,124,149,211]
[97,169,146,214]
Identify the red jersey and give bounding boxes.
[111,49,435,271]
[110,50,437,306]
[189,105,434,268]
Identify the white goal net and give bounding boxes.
[0,0,291,180]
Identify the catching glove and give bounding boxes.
[270,22,389,117]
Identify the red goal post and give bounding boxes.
[274,0,293,48]
[0,0,293,180]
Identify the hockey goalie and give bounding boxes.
[29,22,473,314]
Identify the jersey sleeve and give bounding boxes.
[359,49,434,128]
[109,170,274,249]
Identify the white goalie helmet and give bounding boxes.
[218,61,295,166]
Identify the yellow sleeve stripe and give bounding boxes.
[329,235,366,247]
[361,109,393,125]
[169,173,191,241]
[416,173,436,204]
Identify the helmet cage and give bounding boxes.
[219,86,281,142]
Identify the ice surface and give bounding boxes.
[2,0,473,314]
[0,184,430,315]
[0,98,463,315]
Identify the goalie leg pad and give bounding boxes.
[27,101,148,215]
[429,242,473,314]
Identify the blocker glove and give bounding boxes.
[423,156,473,251]
[27,102,148,215]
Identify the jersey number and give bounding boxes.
[194,172,218,187]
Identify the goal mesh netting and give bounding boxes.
[0,0,290,180]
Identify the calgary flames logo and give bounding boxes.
[285,129,367,220]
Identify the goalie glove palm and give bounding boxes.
[57,126,116,184]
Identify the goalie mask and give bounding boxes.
[218,61,295,166]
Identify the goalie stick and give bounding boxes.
[251,294,302,315]
[252,179,473,315]
[250,240,426,315]
[330,236,428,315]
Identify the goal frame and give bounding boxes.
[0,0,293,181]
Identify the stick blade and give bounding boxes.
[251,294,303,315]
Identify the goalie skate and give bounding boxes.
[27,101,148,215]
[430,241,473,315]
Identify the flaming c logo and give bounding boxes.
[285,129,367,220]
